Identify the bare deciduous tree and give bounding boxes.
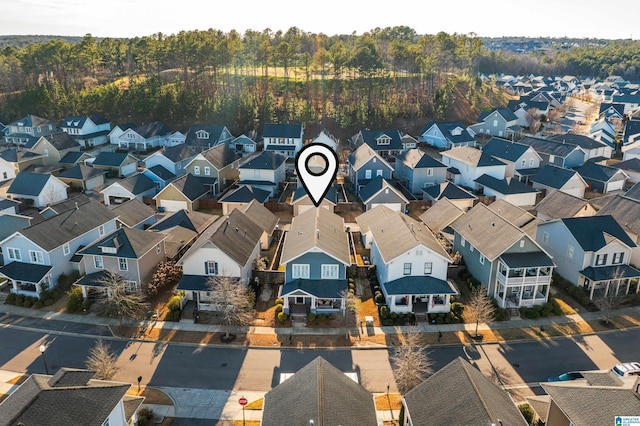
[95,271,149,327]
[525,108,541,134]
[207,275,255,339]
[339,288,359,338]
[390,331,434,394]
[466,286,496,338]
[85,339,119,380]
[599,267,626,325]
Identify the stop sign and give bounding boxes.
[239,397,248,406]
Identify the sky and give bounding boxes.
[1,0,639,40]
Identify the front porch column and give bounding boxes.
[545,283,550,300]
[502,286,507,308]
[11,279,18,294]
[626,279,631,295]
[428,295,433,312]
[81,286,88,299]
[590,280,596,300]
[605,281,611,298]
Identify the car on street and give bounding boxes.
[547,371,585,382]
[611,362,640,377]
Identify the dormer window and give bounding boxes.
[196,130,209,139]
[377,136,391,145]
[451,127,463,136]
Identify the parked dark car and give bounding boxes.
[547,371,585,382]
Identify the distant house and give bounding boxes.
[279,208,350,317]
[26,133,81,166]
[403,357,527,426]
[518,136,586,168]
[418,121,476,149]
[112,121,180,150]
[107,122,136,145]
[227,134,256,156]
[549,133,613,161]
[153,173,211,212]
[351,129,406,157]
[347,144,394,193]
[440,146,507,191]
[184,125,234,152]
[536,215,640,299]
[310,129,339,151]
[481,137,542,182]
[474,174,539,207]
[0,147,45,174]
[394,148,447,194]
[451,203,554,309]
[589,117,617,147]
[575,162,628,193]
[109,198,156,230]
[0,368,144,426]
[262,123,304,158]
[184,144,241,194]
[59,114,111,148]
[369,212,455,315]
[422,181,477,211]
[218,185,271,215]
[507,99,550,128]
[75,227,167,297]
[7,172,68,208]
[58,151,93,168]
[100,173,156,206]
[142,165,177,190]
[4,115,58,145]
[237,151,287,197]
[612,157,640,184]
[290,186,338,216]
[57,164,108,193]
[358,177,410,212]
[92,152,139,178]
[466,107,520,138]
[532,164,588,198]
[534,190,596,221]
[143,144,198,176]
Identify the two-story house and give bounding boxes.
[481,137,542,182]
[59,114,111,148]
[25,133,81,166]
[279,207,350,318]
[549,133,613,161]
[597,194,640,265]
[184,143,241,194]
[369,212,455,315]
[536,215,640,300]
[0,200,118,299]
[394,148,447,194]
[143,144,198,177]
[262,123,304,158]
[184,125,234,152]
[113,121,182,151]
[74,227,167,298]
[176,208,263,310]
[518,136,586,168]
[440,146,508,191]
[347,143,394,193]
[418,121,476,149]
[237,151,287,197]
[351,129,406,158]
[451,203,554,309]
[0,148,45,175]
[4,115,58,145]
[467,108,519,138]
[532,164,588,198]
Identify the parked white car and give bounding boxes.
[611,362,640,377]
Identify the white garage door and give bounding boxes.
[371,203,402,212]
[606,179,625,193]
[160,199,188,212]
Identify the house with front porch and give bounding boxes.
[74,227,167,298]
[351,129,406,158]
[237,151,286,197]
[183,143,241,194]
[347,143,394,193]
[112,121,180,151]
[279,207,350,317]
[0,200,118,299]
[4,115,58,145]
[262,123,304,158]
[536,215,640,300]
[176,209,262,310]
[369,212,455,315]
[451,203,554,309]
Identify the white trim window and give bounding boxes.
[424,262,433,275]
[365,170,372,179]
[321,264,339,279]
[292,264,310,279]
[29,250,44,264]
[99,225,105,236]
[6,247,21,261]
[205,261,218,275]
[479,254,485,265]
[566,245,574,259]
[94,255,103,269]
[63,243,70,256]
[542,231,549,244]
[118,258,128,271]
[460,237,466,247]
[613,252,624,264]
[194,165,201,175]
[204,166,211,176]
[124,281,139,293]
[403,263,412,275]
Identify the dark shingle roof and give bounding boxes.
[176,274,209,291]
[423,181,477,201]
[93,152,134,167]
[383,275,457,295]
[549,133,607,150]
[218,185,271,203]
[347,143,393,170]
[614,157,640,173]
[58,164,107,181]
[113,173,156,195]
[200,144,240,170]
[109,198,156,228]
[579,264,640,281]
[482,137,532,162]
[185,125,233,147]
[134,121,171,138]
[475,174,538,195]
[625,181,640,200]
[239,151,286,170]
[38,132,80,151]
[59,151,91,165]
[0,262,52,283]
[79,227,165,259]
[561,215,636,251]
[394,148,446,169]
[7,172,52,196]
[60,114,109,129]
[262,123,302,139]
[358,177,409,204]
[419,121,474,144]
[534,190,592,219]
[145,165,176,181]
[404,357,527,426]
[479,107,518,122]
[598,103,625,116]
[159,144,197,163]
[8,115,52,128]
[499,251,554,268]
[623,119,640,144]
[291,186,338,205]
[359,129,404,151]
[167,174,210,201]
[597,194,640,237]
[0,148,43,163]
[262,357,377,426]
[519,135,584,158]
[148,209,216,234]
[532,164,581,189]
[281,279,347,298]
[575,162,626,183]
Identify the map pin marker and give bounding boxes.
[295,143,338,208]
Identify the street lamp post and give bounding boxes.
[39,344,49,375]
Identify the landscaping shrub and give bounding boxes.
[22,298,33,308]
[43,298,54,306]
[518,404,534,424]
[375,292,385,304]
[379,305,390,318]
[451,302,464,316]
[164,310,180,321]
[435,316,443,324]
[307,313,316,322]
[66,287,84,313]
[275,303,283,313]
[383,319,394,326]
[277,312,288,323]
[5,293,16,305]
[166,295,182,312]
[275,298,284,305]
[15,294,25,307]
[33,301,43,309]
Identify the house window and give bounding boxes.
[156,244,161,254]
[613,252,624,264]
[254,169,260,179]
[2,172,6,179]
[403,263,412,275]
[520,240,525,248]
[365,170,372,179]
[204,167,210,176]
[479,254,485,265]
[377,136,390,145]
[205,261,218,275]
[99,225,105,236]
[521,159,526,167]
[125,281,139,292]
[118,258,128,271]
[542,231,549,244]
[292,264,310,279]
[29,250,44,264]
[566,245,574,259]
[94,255,103,269]
[595,254,607,266]
[427,168,433,176]
[549,155,555,163]
[460,237,466,247]
[321,264,339,279]
[63,244,70,256]
[7,247,21,261]
[194,166,200,175]
[493,120,498,127]
[424,262,433,274]
[470,245,474,252]
[529,158,535,167]
[376,169,383,177]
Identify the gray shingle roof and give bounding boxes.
[291,186,338,205]
[112,172,156,195]
[519,135,584,158]
[262,123,302,139]
[576,161,626,183]
[479,107,518,122]
[598,194,640,236]
[58,164,107,181]
[549,133,607,150]
[148,209,216,234]
[109,198,156,228]
[614,157,640,173]
[159,144,197,162]
[240,200,279,235]
[40,132,80,151]
[262,357,377,426]
[7,172,52,196]
[8,115,52,128]
[535,190,592,219]
[185,125,233,147]
[93,152,135,167]
[532,164,582,189]
[356,205,399,234]
[475,174,538,195]
[404,357,527,426]
[0,148,43,164]
[0,262,52,283]
[200,144,240,170]
[145,164,176,181]
[79,226,165,259]
[482,137,532,162]
[419,121,474,144]
[561,215,636,251]
[166,174,210,201]
[281,279,347,298]
[239,151,286,170]
[383,275,457,295]
[394,148,446,169]
[134,121,171,138]
[423,181,477,201]
[419,198,464,233]
[358,177,409,203]
[218,185,271,203]
[347,143,393,170]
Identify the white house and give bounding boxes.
[59,114,111,148]
[6,172,68,208]
[440,146,507,190]
[262,123,304,158]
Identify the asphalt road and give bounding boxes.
[1,325,637,396]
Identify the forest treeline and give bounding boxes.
[1,28,639,138]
